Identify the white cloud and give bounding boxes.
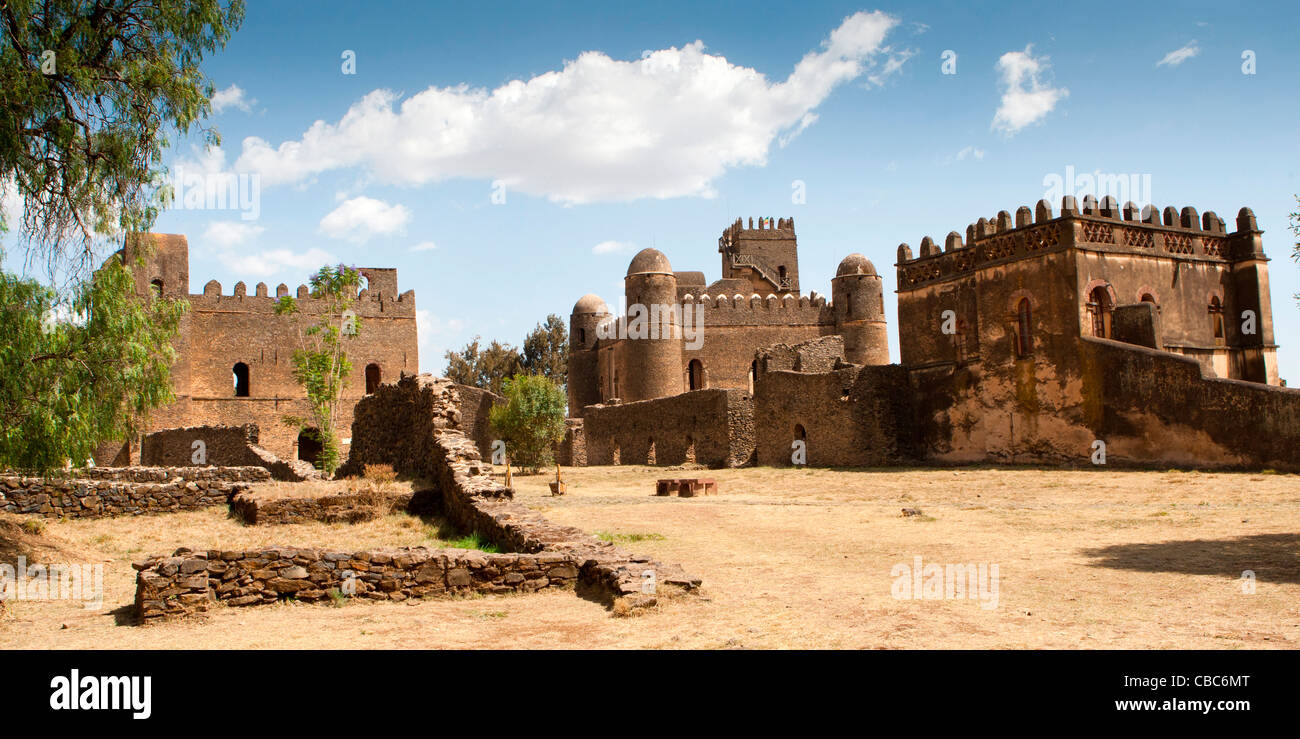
[992,45,1068,136]
[318,196,411,243]
[592,240,636,255]
[955,146,985,161]
[203,220,265,248]
[409,240,438,252]
[1157,41,1200,67]
[219,247,337,279]
[866,48,914,87]
[233,11,902,203]
[211,84,255,114]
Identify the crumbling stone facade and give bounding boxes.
[139,424,319,481]
[96,233,418,466]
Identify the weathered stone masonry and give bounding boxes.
[0,466,269,519]
[133,545,581,622]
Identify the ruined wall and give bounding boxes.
[140,424,317,481]
[582,389,754,468]
[754,364,915,467]
[0,467,269,518]
[133,545,580,621]
[555,419,587,467]
[339,374,702,587]
[757,335,846,374]
[452,384,504,459]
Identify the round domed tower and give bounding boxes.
[622,248,683,402]
[568,294,610,417]
[832,254,889,365]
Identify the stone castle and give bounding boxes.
[95,233,419,465]
[568,197,1300,471]
[567,216,889,415]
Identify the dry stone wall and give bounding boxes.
[0,467,269,518]
[133,545,580,621]
[141,424,319,481]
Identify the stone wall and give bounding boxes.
[0,467,269,518]
[341,375,701,589]
[230,488,414,525]
[754,363,915,467]
[139,424,318,481]
[581,389,754,468]
[555,419,586,467]
[451,384,504,459]
[133,545,580,621]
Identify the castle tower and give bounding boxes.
[832,253,889,365]
[568,293,610,417]
[623,248,683,402]
[717,216,800,295]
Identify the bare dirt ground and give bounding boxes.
[2,466,1298,649]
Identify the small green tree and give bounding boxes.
[488,374,566,474]
[0,251,186,473]
[275,265,362,475]
[521,313,568,387]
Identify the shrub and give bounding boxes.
[488,374,566,474]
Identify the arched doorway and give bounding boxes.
[1209,296,1225,345]
[365,363,382,394]
[232,362,250,397]
[298,429,323,467]
[688,359,705,390]
[1087,286,1113,338]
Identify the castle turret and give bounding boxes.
[622,248,683,402]
[833,254,889,364]
[568,293,610,417]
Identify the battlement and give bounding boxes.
[719,217,796,248]
[895,197,1264,291]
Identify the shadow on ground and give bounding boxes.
[1081,534,1300,583]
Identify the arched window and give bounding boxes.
[1015,298,1033,358]
[1210,296,1225,345]
[687,359,705,390]
[365,363,382,394]
[297,429,323,467]
[578,328,586,345]
[794,424,807,441]
[1140,293,1156,305]
[1087,286,1113,338]
[778,265,787,288]
[232,362,250,397]
[749,359,758,394]
[150,278,164,296]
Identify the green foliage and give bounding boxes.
[488,374,566,473]
[0,0,244,272]
[443,336,522,395]
[274,264,362,475]
[1290,195,1299,305]
[0,251,186,473]
[520,313,568,387]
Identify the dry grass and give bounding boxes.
[3,465,1300,649]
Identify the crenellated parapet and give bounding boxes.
[895,197,1265,291]
[190,274,416,317]
[718,216,796,248]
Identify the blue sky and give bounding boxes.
[13,1,1300,379]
